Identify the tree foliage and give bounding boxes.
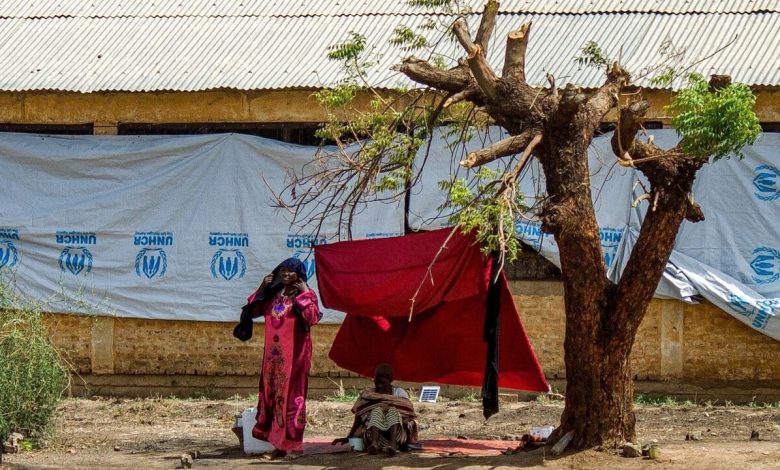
[670,73,761,160]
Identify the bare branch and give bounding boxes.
[582,62,631,128]
[397,57,472,92]
[504,133,542,183]
[443,88,478,108]
[460,130,535,168]
[453,19,501,101]
[502,22,532,81]
[546,72,557,97]
[452,18,477,54]
[475,0,500,52]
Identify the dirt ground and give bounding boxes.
[3,395,780,469]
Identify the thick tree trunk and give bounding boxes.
[544,138,702,449]
[558,334,636,447]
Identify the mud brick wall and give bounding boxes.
[43,280,780,397]
[682,301,780,381]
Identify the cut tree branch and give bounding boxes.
[582,62,631,128]
[397,57,472,93]
[453,19,501,101]
[502,22,532,81]
[443,88,478,108]
[504,133,542,183]
[460,130,535,168]
[495,133,542,200]
[475,0,500,53]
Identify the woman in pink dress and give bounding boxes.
[236,258,321,459]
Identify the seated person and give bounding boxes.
[332,363,418,456]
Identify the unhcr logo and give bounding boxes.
[133,232,172,279]
[56,231,96,275]
[58,247,93,275]
[286,235,327,280]
[728,293,777,330]
[600,228,623,268]
[515,220,546,251]
[209,232,248,280]
[750,246,780,285]
[0,228,20,270]
[753,165,780,202]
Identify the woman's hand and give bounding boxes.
[331,437,349,445]
[293,279,308,293]
[258,273,273,291]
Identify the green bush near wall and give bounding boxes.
[0,280,70,444]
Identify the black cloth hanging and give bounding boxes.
[481,252,502,419]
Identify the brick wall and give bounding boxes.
[43,280,780,398]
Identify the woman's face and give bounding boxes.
[279,267,298,286]
[374,374,392,394]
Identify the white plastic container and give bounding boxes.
[529,425,555,440]
[348,437,364,451]
[240,408,275,454]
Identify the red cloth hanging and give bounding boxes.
[315,228,548,392]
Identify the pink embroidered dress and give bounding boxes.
[247,288,320,452]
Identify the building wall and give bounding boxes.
[43,281,780,400]
[2,88,780,129]
[8,87,780,398]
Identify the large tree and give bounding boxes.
[282,1,761,449]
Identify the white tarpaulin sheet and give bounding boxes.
[0,133,404,322]
[409,129,780,341]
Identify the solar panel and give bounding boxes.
[418,385,441,403]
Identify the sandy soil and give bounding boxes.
[3,396,780,469]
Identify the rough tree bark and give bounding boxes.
[398,1,709,449]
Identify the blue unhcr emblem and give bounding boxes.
[753,165,780,201]
[728,293,777,330]
[750,247,780,285]
[58,246,93,275]
[0,240,19,269]
[211,249,246,280]
[599,228,623,268]
[135,248,168,279]
[293,251,316,280]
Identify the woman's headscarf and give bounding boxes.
[278,257,308,282]
[233,257,310,341]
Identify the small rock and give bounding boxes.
[458,413,466,418]
[113,445,121,451]
[3,433,24,454]
[622,443,642,458]
[67,448,77,454]
[750,430,761,441]
[456,435,468,440]
[181,453,193,468]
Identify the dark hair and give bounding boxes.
[374,363,394,381]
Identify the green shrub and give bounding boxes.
[0,280,70,444]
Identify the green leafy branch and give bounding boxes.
[669,73,761,160]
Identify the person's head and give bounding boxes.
[373,363,394,394]
[277,257,307,286]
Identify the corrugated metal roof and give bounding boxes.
[0,4,778,92]
[1,0,779,18]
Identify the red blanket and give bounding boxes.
[315,228,548,392]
